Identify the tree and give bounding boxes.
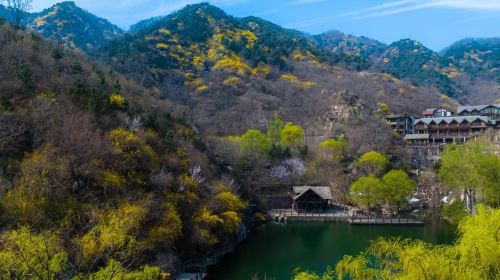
[0,227,68,279]
[319,135,348,163]
[381,169,416,213]
[0,146,72,227]
[293,267,334,280]
[240,129,271,156]
[143,203,182,249]
[439,140,500,213]
[107,128,160,187]
[81,259,162,280]
[266,113,285,144]
[335,205,500,280]
[356,151,388,175]
[279,122,304,148]
[350,174,383,215]
[77,204,146,269]
[5,0,32,28]
[270,158,306,181]
[442,200,469,224]
[0,113,27,148]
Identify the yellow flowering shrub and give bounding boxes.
[102,170,126,189]
[223,76,241,86]
[196,85,209,92]
[0,228,68,279]
[240,30,257,48]
[78,204,146,264]
[213,54,253,75]
[156,43,168,49]
[144,203,182,249]
[158,29,170,35]
[109,93,126,107]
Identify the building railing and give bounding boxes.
[268,209,423,224]
[414,124,487,129]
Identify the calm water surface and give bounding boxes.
[207,220,456,280]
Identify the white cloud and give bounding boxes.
[352,0,500,19]
[286,0,500,28]
[340,0,421,17]
[291,0,327,5]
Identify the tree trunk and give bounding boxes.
[464,187,477,215]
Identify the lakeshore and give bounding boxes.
[206,220,456,280]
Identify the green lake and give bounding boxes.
[207,220,456,280]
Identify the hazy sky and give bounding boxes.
[32,0,500,50]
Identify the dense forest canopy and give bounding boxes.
[0,19,247,277]
[0,1,498,279]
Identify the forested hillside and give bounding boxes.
[100,3,446,143]
[314,30,387,70]
[440,38,500,103]
[0,1,123,51]
[443,37,500,82]
[0,20,246,277]
[377,39,459,96]
[320,34,500,103]
[0,2,499,278]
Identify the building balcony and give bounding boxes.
[429,133,479,138]
[414,124,487,130]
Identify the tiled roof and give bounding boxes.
[457,104,500,114]
[404,134,430,140]
[385,113,414,118]
[414,116,494,125]
[293,186,332,200]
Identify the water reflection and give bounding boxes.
[207,221,456,280]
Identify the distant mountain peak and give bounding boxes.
[28,1,123,51]
[53,1,78,8]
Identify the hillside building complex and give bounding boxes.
[385,104,500,161]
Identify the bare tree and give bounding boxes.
[5,0,32,28]
[0,114,27,150]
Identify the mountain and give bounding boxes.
[1,3,496,276]
[99,3,447,152]
[129,16,163,33]
[313,33,500,102]
[314,30,386,58]
[2,2,496,102]
[377,39,461,97]
[0,18,249,275]
[0,1,123,51]
[314,30,386,70]
[312,33,460,95]
[442,38,500,83]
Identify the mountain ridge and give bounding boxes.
[0,1,123,51]
[0,1,498,103]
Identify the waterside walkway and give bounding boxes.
[267,209,424,225]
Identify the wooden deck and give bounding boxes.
[268,209,424,225]
[268,209,348,222]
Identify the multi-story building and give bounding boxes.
[384,113,415,136]
[457,104,500,121]
[386,104,500,162]
[405,116,496,146]
[422,107,453,118]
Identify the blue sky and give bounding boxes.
[32,0,500,50]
